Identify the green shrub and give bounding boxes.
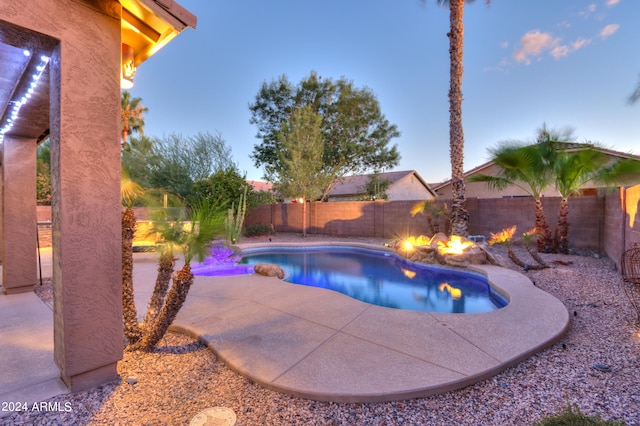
[244,224,272,237]
[535,404,626,426]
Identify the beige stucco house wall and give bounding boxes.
[0,0,195,393]
[328,170,437,201]
[434,149,640,199]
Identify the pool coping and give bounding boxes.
[162,242,570,403]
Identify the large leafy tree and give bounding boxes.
[273,105,328,236]
[134,132,237,199]
[189,167,252,210]
[250,71,400,200]
[37,139,51,204]
[121,91,148,147]
[435,0,490,237]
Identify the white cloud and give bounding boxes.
[606,0,620,6]
[588,4,597,12]
[600,23,620,38]
[550,45,571,59]
[500,41,509,49]
[512,31,594,64]
[512,30,557,64]
[572,37,592,50]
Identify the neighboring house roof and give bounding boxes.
[328,170,438,200]
[247,180,273,192]
[432,142,640,193]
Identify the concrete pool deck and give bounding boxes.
[151,243,570,402]
[0,244,570,409]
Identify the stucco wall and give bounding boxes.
[604,185,640,270]
[2,0,123,392]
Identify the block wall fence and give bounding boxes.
[244,184,640,270]
[34,184,640,271]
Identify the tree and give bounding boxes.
[121,173,145,344]
[630,74,640,104]
[273,105,328,237]
[468,139,555,252]
[121,91,148,148]
[37,139,51,204]
[411,199,450,235]
[121,135,156,189]
[250,71,401,200]
[129,199,227,351]
[435,0,490,237]
[188,167,251,211]
[148,132,237,199]
[553,145,640,253]
[359,172,391,201]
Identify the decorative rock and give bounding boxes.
[254,263,285,279]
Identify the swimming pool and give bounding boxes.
[195,245,507,314]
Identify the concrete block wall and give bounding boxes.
[246,196,609,250]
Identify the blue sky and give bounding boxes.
[130,0,640,184]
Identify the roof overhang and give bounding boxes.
[0,0,196,144]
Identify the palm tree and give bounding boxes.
[121,91,148,147]
[469,140,555,252]
[121,173,145,344]
[551,147,607,253]
[435,0,489,237]
[410,199,450,235]
[131,199,226,351]
[557,151,640,253]
[630,74,640,104]
[489,226,546,270]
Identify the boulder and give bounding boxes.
[254,263,285,279]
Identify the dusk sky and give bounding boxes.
[130,0,640,184]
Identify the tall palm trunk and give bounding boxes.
[142,251,175,331]
[534,198,554,252]
[132,266,194,352]
[555,197,570,254]
[122,207,142,344]
[448,0,469,237]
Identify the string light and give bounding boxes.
[0,53,50,143]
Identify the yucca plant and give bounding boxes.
[225,186,247,244]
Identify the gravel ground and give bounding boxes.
[5,233,640,425]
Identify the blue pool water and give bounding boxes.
[201,246,507,314]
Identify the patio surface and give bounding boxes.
[0,243,570,414]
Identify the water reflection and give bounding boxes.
[239,247,506,314]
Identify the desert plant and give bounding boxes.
[121,173,145,344]
[489,225,546,271]
[244,223,272,237]
[522,228,549,268]
[130,199,226,351]
[225,185,247,243]
[411,200,450,235]
[534,403,626,425]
